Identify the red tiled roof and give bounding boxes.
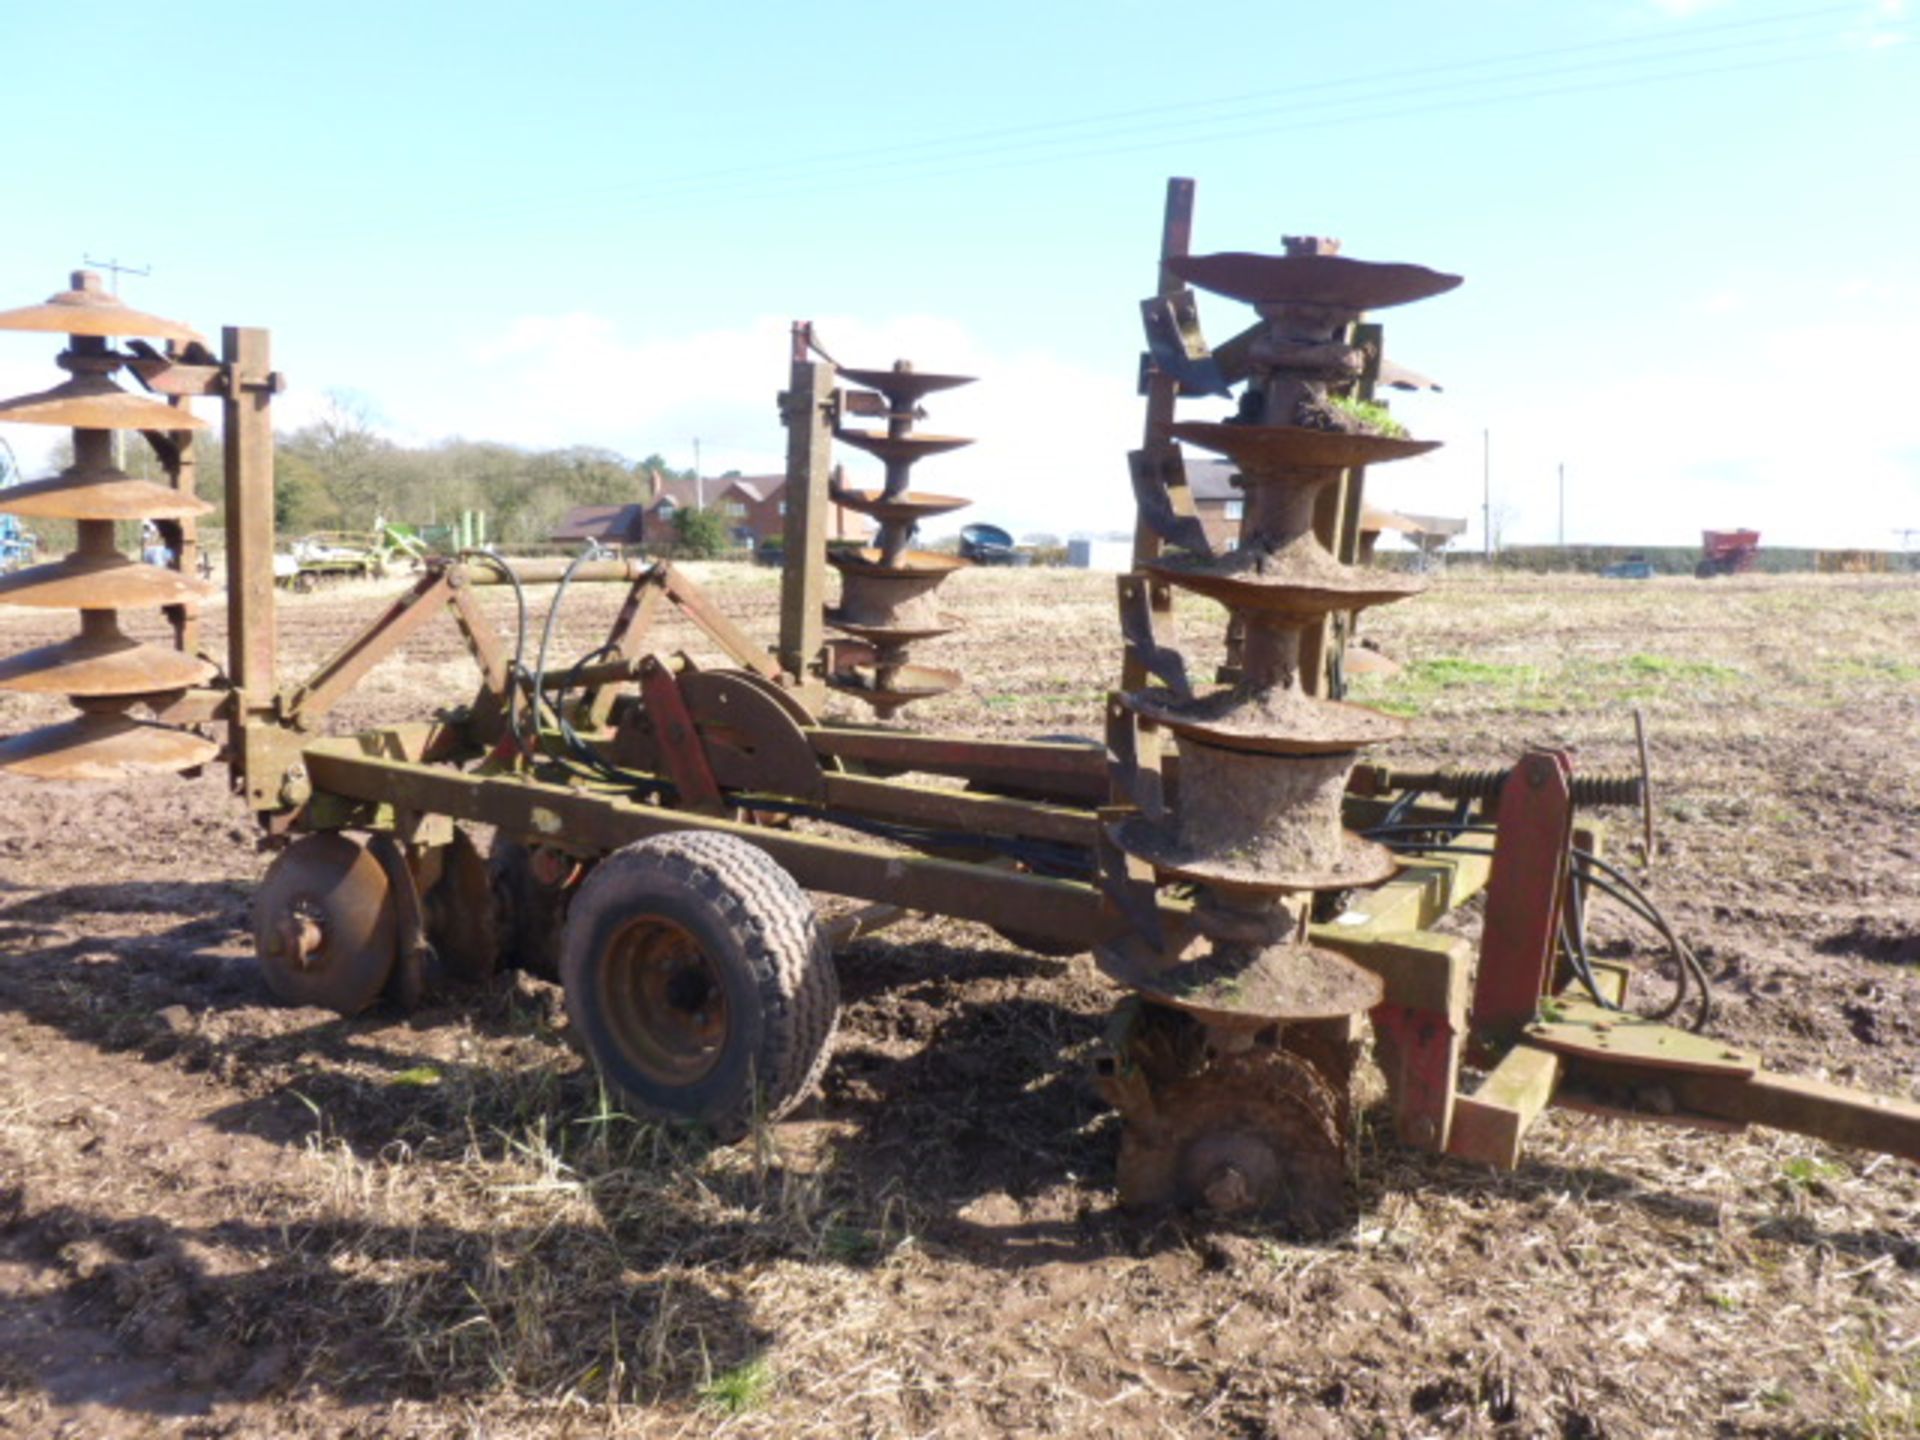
[550,504,648,542]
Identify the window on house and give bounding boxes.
[725,501,746,517]
[1223,499,1245,521]
[657,499,677,518]
[777,501,786,516]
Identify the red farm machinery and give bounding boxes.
[1696,527,1761,578]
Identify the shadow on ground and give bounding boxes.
[2,880,1913,1425]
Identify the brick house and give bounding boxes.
[552,469,862,551]
[694,474,864,549]
[1184,458,1247,550]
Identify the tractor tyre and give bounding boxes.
[559,831,838,1139]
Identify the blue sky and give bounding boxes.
[0,0,1913,547]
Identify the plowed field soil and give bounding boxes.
[2,566,1916,1438]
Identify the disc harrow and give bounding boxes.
[1097,235,1462,1217]
[824,360,974,718]
[0,272,217,779]
[1,188,1913,1239]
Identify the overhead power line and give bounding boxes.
[439,1,1899,226]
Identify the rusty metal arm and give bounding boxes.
[819,773,1098,848]
[1661,1068,1920,1161]
[444,575,512,694]
[301,740,1115,948]
[1123,177,1197,694]
[807,726,1109,803]
[657,564,783,681]
[1540,994,1920,1165]
[282,569,461,725]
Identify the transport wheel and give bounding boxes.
[560,831,838,1139]
[252,832,397,1014]
[292,570,317,594]
[488,836,575,979]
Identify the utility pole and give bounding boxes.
[81,256,150,295]
[693,437,703,508]
[83,259,152,472]
[1558,462,1566,550]
[1482,428,1492,563]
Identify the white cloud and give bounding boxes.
[0,352,64,476]
[1368,299,1920,551]
[404,310,1144,539]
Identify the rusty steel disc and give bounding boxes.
[0,468,211,521]
[1095,928,1383,1026]
[829,662,962,703]
[0,553,214,610]
[0,272,202,342]
[1109,1034,1348,1224]
[836,367,975,402]
[253,832,398,1014]
[1167,252,1461,311]
[827,547,969,580]
[1166,421,1437,472]
[1120,685,1405,756]
[425,828,500,985]
[1110,814,1399,894]
[0,631,215,695]
[824,609,962,645]
[0,711,218,780]
[1376,357,1441,392]
[0,374,208,431]
[1144,555,1421,620]
[833,430,974,465]
[829,489,972,524]
[1343,645,1401,678]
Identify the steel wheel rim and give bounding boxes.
[598,916,729,1086]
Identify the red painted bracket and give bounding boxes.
[637,654,724,813]
[1470,748,1574,1061]
[1371,1002,1460,1152]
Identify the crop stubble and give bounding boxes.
[0,567,1915,1438]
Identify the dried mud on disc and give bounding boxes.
[0,567,1917,1439]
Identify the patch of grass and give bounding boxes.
[1353,656,1550,717]
[699,1355,774,1416]
[1603,652,1746,683]
[1777,1155,1849,1192]
[1820,656,1920,685]
[1831,1331,1920,1440]
[1406,657,1544,688]
[1325,394,1408,438]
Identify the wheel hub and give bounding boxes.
[602,918,729,1086]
